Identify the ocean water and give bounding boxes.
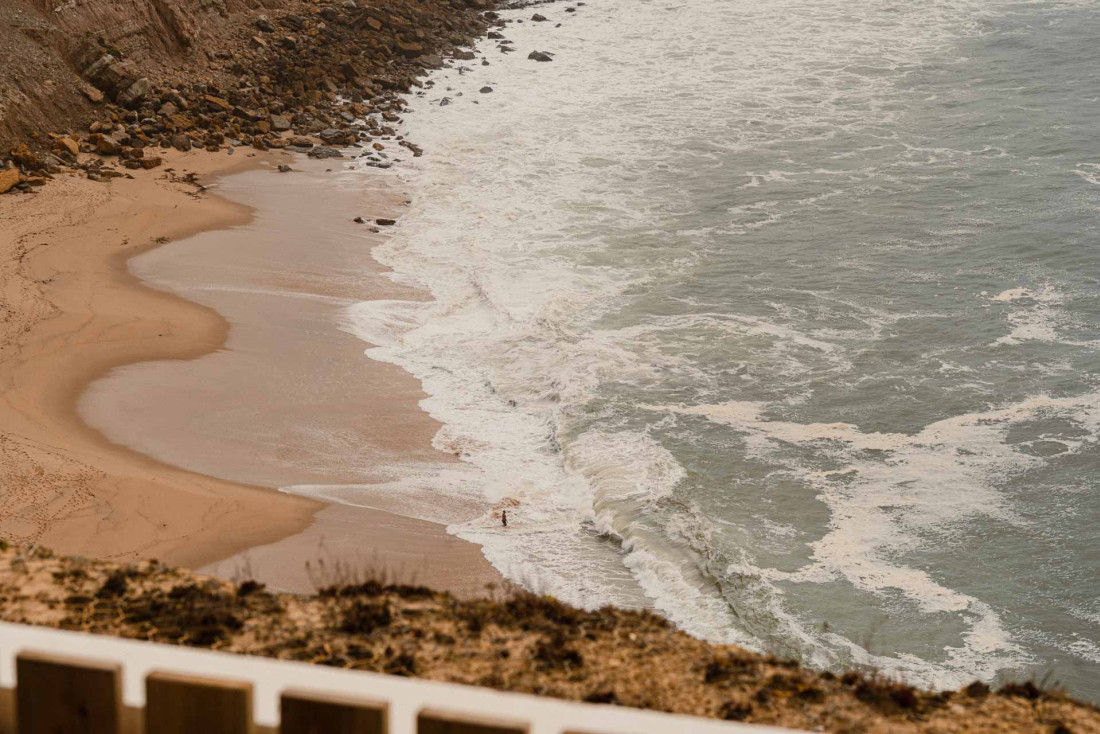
[336,0,1100,699]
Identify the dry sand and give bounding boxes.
[0,148,501,598]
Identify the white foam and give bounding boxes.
[659,391,1100,685]
[328,0,1061,692]
[988,285,1075,346]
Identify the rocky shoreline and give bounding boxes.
[0,0,562,193]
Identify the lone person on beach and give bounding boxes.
[502,509,508,527]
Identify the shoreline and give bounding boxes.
[77,152,502,597]
[0,147,322,569]
[0,146,501,598]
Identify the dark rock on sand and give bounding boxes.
[376,218,396,226]
[531,13,548,21]
[528,51,553,62]
[277,165,293,173]
[308,146,344,159]
[480,86,494,93]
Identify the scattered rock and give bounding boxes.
[353,216,366,223]
[277,164,293,173]
[376,218,396,226]
[479,86,493,93]
[531,13,548,21]
[454,50,476,61]
[170,134,192,152]
[528,51,553,62]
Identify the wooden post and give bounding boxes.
[15,651,122,734]
[417,710,527,734]
[279,690,387,734]
[145,671,253,734]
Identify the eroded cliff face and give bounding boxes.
[0,0,281,147]
[0,0,495,186]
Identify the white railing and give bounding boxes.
[0,622,803,733]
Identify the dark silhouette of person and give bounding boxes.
[502,509,508,527]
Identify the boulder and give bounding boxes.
[454,50,476,60]
[55,137,80,156]
[308,146,344,159]
[376,218,396,226]
[479,86,494,93]
[270,115,292,132]
[320,128,354,145]
[80,83,105,103]
[171,133,192,152]
[0,168,21,195]
[528,51,553,62]
[204,95,233,113]
[94,136,122,156]
[139,156,164,170]
[531,13,548,21]
[117,78,151,107]
[10,145,42,170]
[396,41,424,57]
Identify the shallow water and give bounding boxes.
[340,0,1100,699]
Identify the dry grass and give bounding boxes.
[0,544,1097,733]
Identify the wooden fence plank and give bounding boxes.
[15,651,121,734]
[417,709,527,734]
[280,690,387,734]
[0,686,14,734]
[145,671,252,734]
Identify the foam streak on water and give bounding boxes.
[336,0,1100,699]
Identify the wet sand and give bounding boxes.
[77,156,501,598]
[0,148,319,568]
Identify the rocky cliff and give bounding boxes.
[0,0,495,186]
[0,0,262,146]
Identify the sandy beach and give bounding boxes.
[0,147,501,598]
